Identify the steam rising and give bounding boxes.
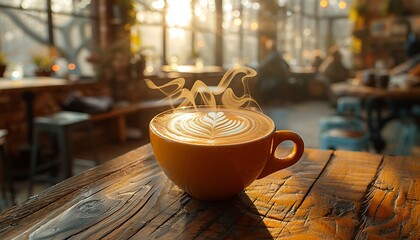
[145,67,260,111]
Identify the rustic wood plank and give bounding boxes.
[33,168,165,239]
[0,144,156,237]
[103,180,186,239]
[192,148,334,239]
[1,147,417,239]
[273,150,383,239]
[355,155,420,239]
[3,157,163,239]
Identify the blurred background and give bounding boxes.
[1,0,420,207]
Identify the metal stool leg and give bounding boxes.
[2,141,15,205]
[57,128,71,180]
[87,124,100,165]
[28,126,41,197]
[0,146,6,200]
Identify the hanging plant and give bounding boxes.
[0,53,7,77]
[116,0,137,27]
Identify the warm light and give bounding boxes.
[196,40,205,48]
[169,28,186,38]
[338,1,347,9]
[233,10,240,18]
[320,0,328,8]
[250,22,259,31]
[233,18,242,26]
[52,64,59,72]
[68,63,76,71]
[166,0,191,27]
[252,2,260,10]
[151,0,165,10]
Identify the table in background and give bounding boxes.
[289,67,317,100]
[0,77,71,143]
[331,80,420,152]
[0,144,418,239]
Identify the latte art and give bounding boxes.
[173,111,252,140]
[151,108,274,145]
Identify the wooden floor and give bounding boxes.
[1,100,418,212]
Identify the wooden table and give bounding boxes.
[331,80,420,99]
[0,144,418,239]
[0,77,72,143]
[289,67,317,100]
[0,77,100,142]
[331,81,420,152]
[0,77,70,93]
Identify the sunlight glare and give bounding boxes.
[338,1,347,9]
[151,0,165,10]
[320,0,328,8]
[250,22,258,31]
[166,0,191,27]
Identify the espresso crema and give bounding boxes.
[150,107,274,145]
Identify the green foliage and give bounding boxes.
[117,0,136,26]
[0,53,7,65]
[32,55,54,70]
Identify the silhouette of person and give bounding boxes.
[319,46,349,84]
[311,53,324,73]
[256,38,290,104]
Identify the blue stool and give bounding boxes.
[336,97,362,117]
[319,116,365,148]
[321,129,370,151]
[320,116,364,133]
[394,122,417,156]
[320,97,367,151]
[29,111,99,195]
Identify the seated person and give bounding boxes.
[319,46,350,106]
[319,46,350,84]
[391,33,420,76]
[311,51,324,73]
[256,39,290,104]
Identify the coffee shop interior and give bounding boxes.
[0,0,419,209]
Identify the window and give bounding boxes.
[0,0,356,78]
[133,0,217,71]
[0,0,98,78]
[131,0,355,70]
[281,0,354,68]
[223,0,259,68]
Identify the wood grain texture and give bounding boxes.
[355,155,420,239]
[278,150,383,239]
[0,144,157,237]
[0,145,418,239]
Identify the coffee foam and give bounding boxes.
[151,108,274,145]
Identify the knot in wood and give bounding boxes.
[75,199,106,219]
[327,200,355,217]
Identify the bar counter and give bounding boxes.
[0,144,418,239]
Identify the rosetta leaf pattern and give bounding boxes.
[185,111,248,139]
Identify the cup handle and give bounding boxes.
[257,130,304,179]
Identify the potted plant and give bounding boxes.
[0,53,7,78]
[32,55,54,76]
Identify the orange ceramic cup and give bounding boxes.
[149,107,304,201]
